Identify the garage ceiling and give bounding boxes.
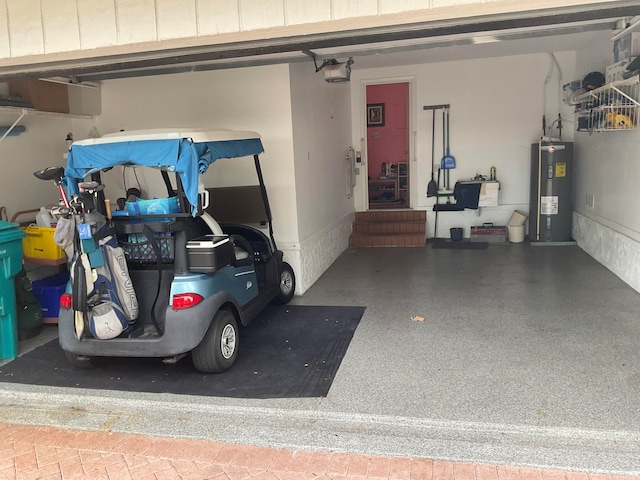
[2,2,639,83]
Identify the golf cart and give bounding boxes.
[44,129,295,373]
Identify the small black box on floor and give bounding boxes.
[470,224,507,243]
[186,235,233,273]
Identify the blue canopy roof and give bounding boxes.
[65,129,264,216]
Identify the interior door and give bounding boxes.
[366,82,410,209]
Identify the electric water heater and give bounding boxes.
[529,140,574,243]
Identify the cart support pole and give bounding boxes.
[253,154,277,249]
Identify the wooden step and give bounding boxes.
[349,232,425,247]
[352,220,425,235]
[349,210,426,247]
[355,210,426,223]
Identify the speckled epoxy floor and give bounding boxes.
[1,243,640,474]
[295,244,640,430]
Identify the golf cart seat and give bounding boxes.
[229,234,253,266]
[205,186,269,225]
[234,246,250,261]
[200,212,249,262]
[204,186,268,267]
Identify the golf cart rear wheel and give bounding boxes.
[192,309,239,373]
[64,351,95,369]
[272,262,295,305]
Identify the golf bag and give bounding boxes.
[70,220,138,340]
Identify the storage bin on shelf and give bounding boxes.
[574,75,639,132]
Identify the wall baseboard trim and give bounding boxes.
[276,213,354,295]
[573,212,640,293]
[294,213,354,294]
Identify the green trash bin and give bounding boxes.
[0,220,26,359]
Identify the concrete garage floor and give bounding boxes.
[1,244,639,474]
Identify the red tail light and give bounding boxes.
[172,293,204,310]
[60,293,72,310]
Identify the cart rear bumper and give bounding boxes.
[58,291,235,357]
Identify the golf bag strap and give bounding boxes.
[161,171,177,197]
[71,253,89,337]
[143,225,164,335]
[72,257,86,312]
[92,224,116,243]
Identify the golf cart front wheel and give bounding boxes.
[192,309,239,373]
[272,262,295,305]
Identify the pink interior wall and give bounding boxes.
[366,83,409,179]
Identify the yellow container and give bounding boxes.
[21,226,65,261]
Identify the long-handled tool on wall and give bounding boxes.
[426,109,437,197]
[440,107,456,190]
[422,103,451,240]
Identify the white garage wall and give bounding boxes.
[92,65,306,283]
[93,65,296,238]
[288,61,354,290]
[350,51,576,238]
[0,113,86,221]
[572,37,640,292]
[93,63,355,293]
[1,62,352,294]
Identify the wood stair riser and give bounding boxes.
[355,211,426,223]
[352,222,425,235]
[350,210,426,248]
[349,234,425,247]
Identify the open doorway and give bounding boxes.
[366,82,410,210]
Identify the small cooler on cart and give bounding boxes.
[187,235,233,273]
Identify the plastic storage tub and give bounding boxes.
[22,225,65,262]
[32,272,70,323]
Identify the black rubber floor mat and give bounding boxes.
[0,305,364,399]
[432,241,489,250]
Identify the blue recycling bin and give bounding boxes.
[0,220,26,359]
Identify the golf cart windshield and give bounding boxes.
[65,129,264,216]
